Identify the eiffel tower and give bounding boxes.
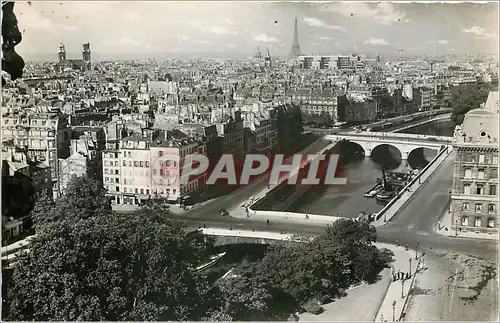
[288,16,302,59]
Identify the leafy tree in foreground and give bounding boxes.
[321,218,384,283]
[7,208,210,321]
[224,218,392,318]
[32,175,111,229]
[212,273,274,321]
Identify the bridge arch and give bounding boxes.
[407,147,438,167]
[338,139,366,156]
[370,143,403,160]
[327,134,451,161]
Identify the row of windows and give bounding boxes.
[120,183,198,195]
[462,183,497,196]
[109,186,179,195]
[461,202,496,213]
[105,160,119,167]
[104,169,119,175]
[459,216,496,228]
[305,106,335,110]
[463,168,498,180]
[123,160,151,168]
[461,153,498,164]
[3,129,57,137]
[104,159,180,168]
[121,142,150,149]
[3,119,58,126]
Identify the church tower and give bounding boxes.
[82,42,91,71]
[58,43,66,62]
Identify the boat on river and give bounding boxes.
[364,183,383,198]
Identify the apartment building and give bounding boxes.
[58,151,88,193]
[102,129,206,206]
[215,110,244,159]
[1,108,71,198]
[242,108,278,154]
[451,91,499,233]
[290,88,338,118]
[118,134,153,205]
[436,84,452,108]
[150,130,206,205]
[419,87,434,110]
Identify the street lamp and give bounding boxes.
[408,258,412,277]
[392,300,397,322]
[401,279,405,298]
[415,242,419,260]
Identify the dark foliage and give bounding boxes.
[6,180,213,321]
[216,218,392,319]
[7,213,212,321]
[275,103,303,154]
[450,84,492,125]
[31,175,111,229]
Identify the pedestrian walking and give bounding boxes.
[305,213,309,219]
[380,314,384,322]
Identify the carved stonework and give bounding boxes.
[1,1,24,85]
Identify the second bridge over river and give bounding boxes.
[325,131,453,159]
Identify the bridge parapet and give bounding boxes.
[337,132,453,143]
[200,228,310,246]
[325,133,452,160]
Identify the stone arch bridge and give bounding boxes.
[189,228,310,247]
[325,132,453,160]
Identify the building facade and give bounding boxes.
[1,109,71,198]
[102,130,207,206]
[451,91,499,233]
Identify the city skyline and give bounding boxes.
[15,1,500,60]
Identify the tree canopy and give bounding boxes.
[31,175,111,229]
[450,84,492,125]
[216,218,392,320]
[7,202,210,321]
[6,175,392,321]
[6,176,212,321]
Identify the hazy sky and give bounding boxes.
[15,1,499,59]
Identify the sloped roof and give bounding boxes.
[484,91,499,113]
[462,91,499,143]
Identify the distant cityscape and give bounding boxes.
[2,13,499,216]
